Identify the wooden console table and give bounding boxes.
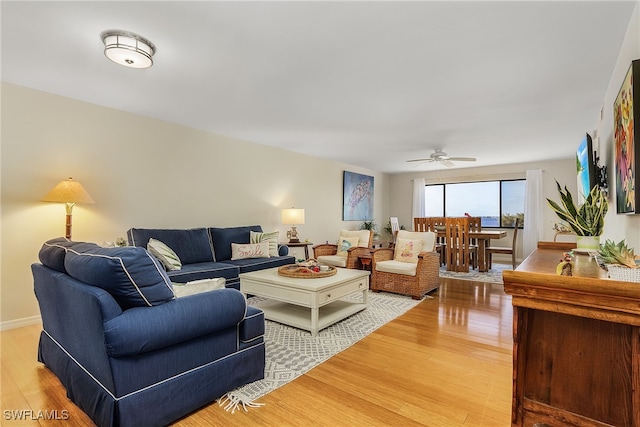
[503,242,640,427]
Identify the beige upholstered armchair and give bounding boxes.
[313,229,373,269]
[371,230,440,299]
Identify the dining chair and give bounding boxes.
[389,217,400,249]
[486,217,520,270]
[414,217,447,266]
[467,216,482,269]
[443,217,475,273]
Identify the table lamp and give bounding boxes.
[42,177,95,239]
[282,208,305,243]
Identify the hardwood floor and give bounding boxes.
[1,277,513,426]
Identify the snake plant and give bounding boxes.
[546,180,608,236]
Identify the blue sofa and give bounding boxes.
[127,226,296,289]
[33,238,266,427]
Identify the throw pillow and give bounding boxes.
[250,230,279,257]
[147,238,182,271]
[231,241,270,260]
[172,278,226,297]
[394,238,424,263]
[336,236,359,257]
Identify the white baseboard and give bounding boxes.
[0,315,42,331]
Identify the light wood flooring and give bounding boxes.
[1,276,513,426]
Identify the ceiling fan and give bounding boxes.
[406,149,476,168]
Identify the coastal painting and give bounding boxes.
[343,171,374,221]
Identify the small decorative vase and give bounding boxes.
[576,235,600,250]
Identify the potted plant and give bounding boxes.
[360,220,380,239]
[546,180,608,249]
[383,219,405,238]
[597,239,640,282]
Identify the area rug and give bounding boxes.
[438,262,511,284]
[218,291,422,412]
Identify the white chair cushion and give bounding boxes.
[374,260,417,276]
[396,230,436,251]
[317,255,347,268]
[339,229,371,248]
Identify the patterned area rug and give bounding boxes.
[219,291,422,412]
[438,262,512,283]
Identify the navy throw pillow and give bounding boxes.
[64,246,175,309]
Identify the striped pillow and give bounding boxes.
[250,230,279,257]
[147,238,182,271]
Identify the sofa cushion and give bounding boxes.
[127,228,214,264]
[250,230,280,257]
[166,261,240,284]
[64,246,175,309]
[147,238,182,271]
[317,255,347,268]
[103,288,247,357]
[231,255,296,274]
[209,226,263,262]
[38,238,100,273]
[231,242,270,260]
[375,259,417,276]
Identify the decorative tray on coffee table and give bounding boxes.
[277,260,336,279]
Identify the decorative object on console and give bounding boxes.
[596,239,640,282]
[546,180,608,249]
[101,29,156,69]
[41,177,95,239]
[281,208,305,243]
[613,59,639,214]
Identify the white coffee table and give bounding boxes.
[239,267,370,336]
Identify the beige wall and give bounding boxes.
[0,83,389,328]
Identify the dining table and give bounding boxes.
[436,229,507,272]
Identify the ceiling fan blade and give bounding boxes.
[442,160,456,167]
[406,158,433,163]
[447,157,476,162]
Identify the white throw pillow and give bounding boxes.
[394,238,424,263]
[172,278,226,297]
[147,238,182,271]
[231,241,270,260]
[336,236,359,257]
[250,230,279,257]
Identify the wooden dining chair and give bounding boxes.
[467,216,482,269]
[486,217,520,270]
[414,217,446,265]
[443,217,474,273]
[389,217,400,249]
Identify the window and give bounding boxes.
[425,179,524,228]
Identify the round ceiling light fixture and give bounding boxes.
[101,30,156,69]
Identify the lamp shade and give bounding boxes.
[281,208,305,225]
[42,178,95,204]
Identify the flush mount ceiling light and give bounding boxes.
[101,30,156,69]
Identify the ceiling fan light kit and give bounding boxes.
[406,149,477,167]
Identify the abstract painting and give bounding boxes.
[343,171,374,221]
[613,59,639,214]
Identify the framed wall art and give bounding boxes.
[342,171,374,221]
[613,59,640,214]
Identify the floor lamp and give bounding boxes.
[42,177,95,239]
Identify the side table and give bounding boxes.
[358,254,372,271]
[283,241,313,259]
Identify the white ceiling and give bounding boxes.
[1,1,636,173]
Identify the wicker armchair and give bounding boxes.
[370,230,440,299]
[313,230,373,269]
